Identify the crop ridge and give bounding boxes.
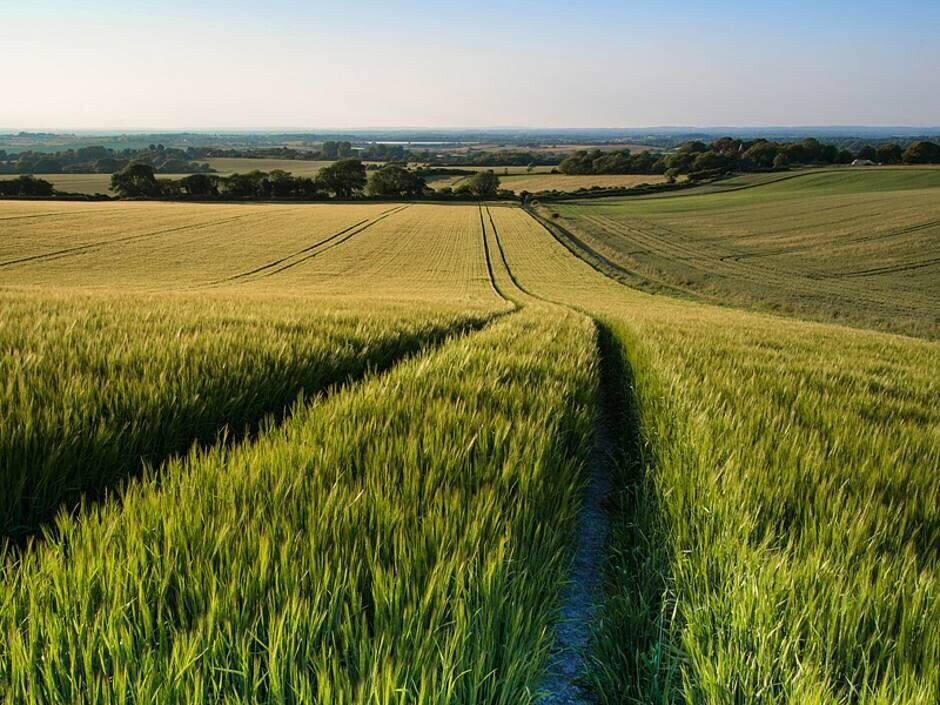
[211,204,406,284]
[1,306,495,546]
[0,214,252,268]
[478,204,508,302]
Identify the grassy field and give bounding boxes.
[541,167,940,337]
[0,193,936,702]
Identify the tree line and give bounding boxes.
[559,138,940,178]
[0,144,212,176]
[0,175,55,197]
[106,161,507,200]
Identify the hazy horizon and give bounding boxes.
[3,1,939,130]
[4,125,940,134]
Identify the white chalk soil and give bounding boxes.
[538,389,613,704]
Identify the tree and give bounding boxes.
[742,141,779,168]
[709,136,742,154]
[94,157,122,173]
[110,162,161,197]
[857,145,877,161]
[836,149,855,164]
[773,153,790,169]
[463,170,500,197]
[677,140,708,155]
[0,175,54,196]
[691,151,734,173]
[179,173,218,196]
[559,152,594,175]
[366,165,426,197]
[799,137,824,162]
[901,141,940,164]
[222,171,267,198]
[318,159,366,197]
[876,143,903,165]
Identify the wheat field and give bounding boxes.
[1,172,937,703]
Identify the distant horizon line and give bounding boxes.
[3,125,940,135]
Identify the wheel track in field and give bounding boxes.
[209,205,410,286]
[0,213,254,269]
[581,213,927,314]
[827,255,940,278]
[526,207,694,300]
[718,218,940,262]
[478,205,504,300]
[0,207,116,222]
[2,308,504,547]
[484,203,611,705]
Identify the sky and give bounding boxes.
[2,0,939,130]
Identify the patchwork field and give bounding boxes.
[1,183,936,703]
[203,157,336,176]
[499,173,669,193]
[541,167,940,337]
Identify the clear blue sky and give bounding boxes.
[2,0,938,129]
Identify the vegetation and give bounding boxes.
[0,291,483,539]
[0,307,598,703]
[591,312,938,705]
[539,168,940,338]
[0,180,936,703]
[0,175,53,196]
[559,137,940,179]
[498,173,669,194]
[366,164,428,197]
[455,170,501,197]
[0,143,211,175]
[484,203,940,704]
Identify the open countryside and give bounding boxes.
[2,1,939,703]
[2,166,937,702]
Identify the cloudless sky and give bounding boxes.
[2,0,938,129]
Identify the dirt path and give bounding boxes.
[538,379,613,704]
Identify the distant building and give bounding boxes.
[851,159,877,166]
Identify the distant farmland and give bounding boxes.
[0,159,336,195]
[0,162,673,196]
[499,172,669,193]
[543,167,940,337]
[203,157,336,176]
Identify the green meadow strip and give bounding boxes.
[590,317,939,705]
[0,308,597,704]
[0,290,487,540]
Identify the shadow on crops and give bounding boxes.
[588,322,687,704]
[2,316,494,552]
